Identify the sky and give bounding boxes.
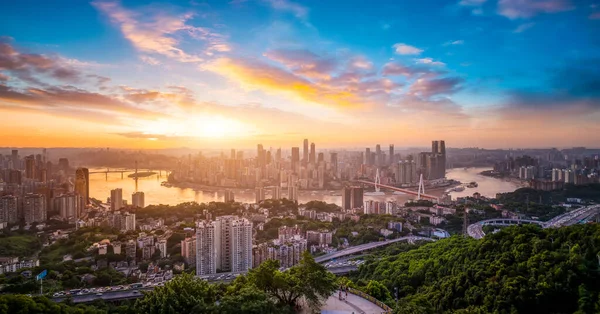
[1,0,600,149]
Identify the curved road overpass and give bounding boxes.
[467,205,600,239]
[315,236,435,263]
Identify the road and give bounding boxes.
[314,236,435,263]
[467,204,600,239]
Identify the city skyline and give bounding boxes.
[2,0,600,149]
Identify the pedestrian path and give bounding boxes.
[320,290,388,314]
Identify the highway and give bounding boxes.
[467,204,600,239]
[314,236,435,263]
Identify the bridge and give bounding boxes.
[356,180,439,201]
[315,236,435,263]
[467,204,600,239]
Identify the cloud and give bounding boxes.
[408,77,464,97]
[209,57,365,108]
[444,40,464,46]
[497,0,573,19]
[140,55,161,66]
[263,49,337,79]
[392,43,423,55]
[93,1,228,63]
[459,0,487,6]
[0,42,82,85]
[381,62,444,77]
[416,58,446,66]
[265,0,308,20]
[590,12,600,19]
[513,22,536,33]
[86,74,111,87]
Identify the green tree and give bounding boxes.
[133,273,218,314]
[363,280,392,303]
[248,251,337,310]
[218,286,289,314]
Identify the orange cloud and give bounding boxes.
[210,57,366,108]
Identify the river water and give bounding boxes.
[88,167,519,206]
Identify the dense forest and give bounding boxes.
[353,224,600,313]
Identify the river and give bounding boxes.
[87,167,520,206]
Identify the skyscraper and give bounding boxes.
[110,188,123,211]
[365,148,371,165]
[309,142,316,164]
[389,145,395,165]
[330,152,338,176]
[211,216,253,273]
[75,168,89,206]
[132,191,145,208]
[303,139,308,165]
[230,218,253,272]
[288,185,298,202]
[24,155,36,179]
[341,187,352,210]
[351,187,364,209]
[291,147,300,173]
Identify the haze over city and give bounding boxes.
[1,0,600,149]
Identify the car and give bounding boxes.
[53,293,61,297]
[96,293,103,296]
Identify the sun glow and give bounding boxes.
[137,115,252,139]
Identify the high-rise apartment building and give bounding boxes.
[287,185,298,202]
[23,193,46,224]
[132,191,145,208]
[230,218,253,272]
[271,186,281,200]
[0,195,19,224]
[181,236,196,266]
[110,188,123,211]
[197,216,253,274]
[255,187,265,204]
[224,190,235,202]
[53,193,81,220]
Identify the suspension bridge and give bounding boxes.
[356,169,439,201]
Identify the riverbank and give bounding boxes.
[479,170,528,188]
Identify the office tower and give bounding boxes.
[255,187,265,204]
[132,191,145,208]
[75,168,89,205]
[317,152,324,163]
[0,195,19,224]
[432,140,446,179]
[276,148,282,161]
[303,139,308,165]
[288,185,298,202]
[365,148,371,165]
[351,187,364,209]
[375,144,381,166]
[11,150,18,170]
[341,187,352,210]
[23,193,46,224]
[271,186,281,200]
[330,152,338,176]
[236,151,244,160]
[309,143,316,164]
[389,145,395,165]
[181,237,196,266]
[54,193,81,220]
[24,156,36,179]
[230,149,236,159]
[224,190,235,202]
[291,147,300,173]
[257,144,266,170]
[110,188,123,210]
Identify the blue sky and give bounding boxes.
[1,0,599,148]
